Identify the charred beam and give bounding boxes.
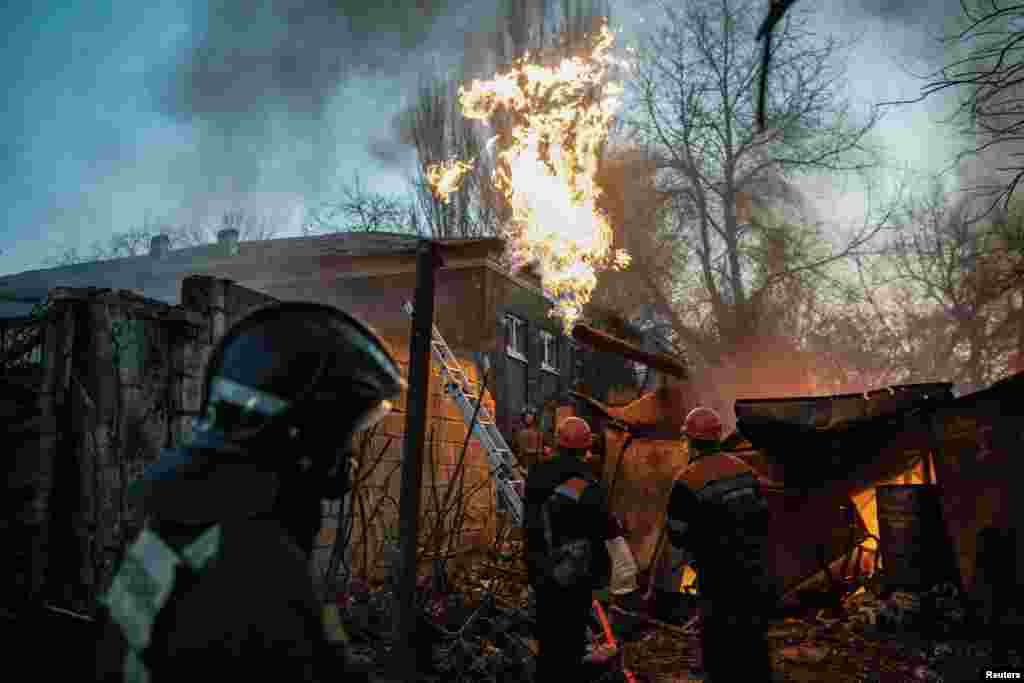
[571,323,687,379]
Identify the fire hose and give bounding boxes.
[592,599,638,683]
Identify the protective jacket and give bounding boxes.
[666,449,775,681]
[665,451,772,601]
[524,454,612,589]
[524,453,612,682]
[94,445,341,683]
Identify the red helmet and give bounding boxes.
[557,416,592,449]
[682,407,723,442]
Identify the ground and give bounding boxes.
[340,550,1019,683]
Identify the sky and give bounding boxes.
[0,0,974,277]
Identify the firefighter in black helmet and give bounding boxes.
[95,303,405,683]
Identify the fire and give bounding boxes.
[428,21,631,332]
[427,158,475,205]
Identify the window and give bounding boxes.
[505,314,527,362]
[540,330,558,374]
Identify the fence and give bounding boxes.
[2,277,503,614]
[0,277,275,614]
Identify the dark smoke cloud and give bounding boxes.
[141,0,478,201]
[848,0,948,25]
[154,0,458,123]
[840,0,963,62]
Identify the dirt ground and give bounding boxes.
[620,589,1018,683]
[341,543,1021,683]
[346,580,1020,683]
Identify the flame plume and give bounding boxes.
[428,21,630,332]
[427,159,475,205]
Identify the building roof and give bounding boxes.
[0,232,507,319]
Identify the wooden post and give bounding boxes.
[393,240,439,678]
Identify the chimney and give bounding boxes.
[216,228,240,256]
[150,234,171,259]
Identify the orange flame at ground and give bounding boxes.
[428,21,630,332]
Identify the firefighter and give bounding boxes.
[513,405,546,470]
[525,416,612,682]
[665,406,775,682]
[94,303,405,683]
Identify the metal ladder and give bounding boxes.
[402,302,524,526]
[403,303,635,675]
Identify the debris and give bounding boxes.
[779,645,830,663]
[335,539,994,683]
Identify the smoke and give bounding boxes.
[140,1,473,203]
[2,0,567,274]
[839,0,962,62]
[155,1,460,124]
[842,0,1024,206]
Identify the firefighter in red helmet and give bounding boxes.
[524,416,613,681]
[664,406,776,681]
[513,406,546,471]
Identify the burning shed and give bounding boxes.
[733,385,956,597]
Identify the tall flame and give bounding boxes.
[428,21,630,332]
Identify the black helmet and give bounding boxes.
[196,302,405,460]
[522,405,537,418]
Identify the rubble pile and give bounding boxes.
[336,539,647,682]
[336,543,544,682]
[334,536,1011,683]
[767,583,1006,683]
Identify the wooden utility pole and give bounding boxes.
[393,240,440,679]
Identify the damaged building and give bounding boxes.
[0,230,648,612]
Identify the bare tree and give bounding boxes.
[623,0,888,397]
[43,246,91,267]
[885,178,1024,387]
[883,0,1024,216]
[304,172,413,235]
[42,208,280,267]
[398,67,499,239]
[43,214,170,265]
[169,207,280,246]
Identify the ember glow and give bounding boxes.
[427,21,631,332]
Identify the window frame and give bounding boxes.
[539,330,559,375]
[504,314,527,363]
